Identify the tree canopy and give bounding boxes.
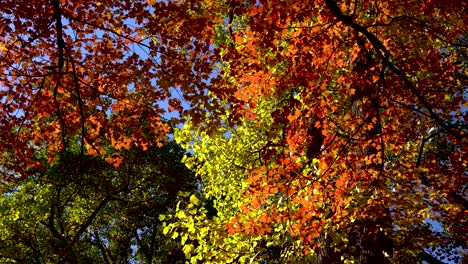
[0,138,197,263]
[1,0,467,263]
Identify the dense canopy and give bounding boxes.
[0,0,466,263]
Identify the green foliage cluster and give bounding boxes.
[0,141,197,263]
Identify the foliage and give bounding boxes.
[168,0,467,263]
[0,140,197,263]
[166,99,303,263]
[1,0,467,263]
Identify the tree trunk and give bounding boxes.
[315,207,393,264]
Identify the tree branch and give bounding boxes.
[71,197,116,246]
[52,0,68,150]
[418,251,445,264]
[93,231,112,264]
[324,0,464,140]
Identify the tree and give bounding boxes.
[0,0,218,174]
[166,0,467,263]
[1,0,466,263]
[0,138,197,263]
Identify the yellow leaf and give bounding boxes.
[190,194,200,205]
[177,211,187,219]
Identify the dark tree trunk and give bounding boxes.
[315,234,342,264]
[315,207,393,264]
